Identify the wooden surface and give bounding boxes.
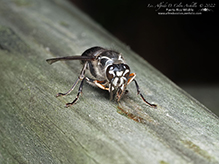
[0,0,219,163]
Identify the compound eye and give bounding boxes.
[106,65,115,80]
[122,64,130,78]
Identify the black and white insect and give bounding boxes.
[46,46,156,108]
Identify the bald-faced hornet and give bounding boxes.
[46,47,156,108]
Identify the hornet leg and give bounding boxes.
[65,78,85,107]
[133,79,157,108]
[56,62,88,97]
[85,77,109,91]
[56,78,80,97]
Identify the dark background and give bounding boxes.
[69,0,218,115]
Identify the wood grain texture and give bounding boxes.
[0,0,219,164]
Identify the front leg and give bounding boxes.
[85,77,109,91]
[133,79,157,108]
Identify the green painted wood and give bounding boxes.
[0,0,219,164]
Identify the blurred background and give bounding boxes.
[69,0,218,116]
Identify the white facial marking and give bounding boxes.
[120,84,125,91]
[119,78,124,86]
[113,77,119,86]
[123,69,129,76]
[116,71,123,77]
[109,70,115,76]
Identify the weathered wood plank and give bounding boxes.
[0,0,219,164]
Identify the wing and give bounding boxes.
[46,55,95,65]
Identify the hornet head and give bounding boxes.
[106,63,130,101]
